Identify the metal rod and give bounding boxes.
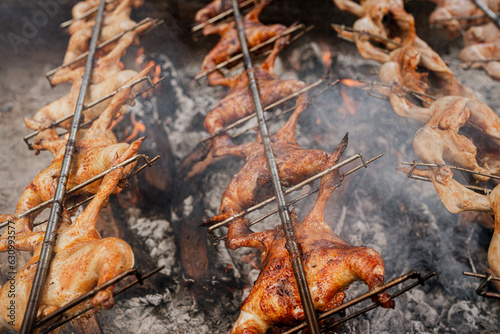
[0,155,158,230]
[332,23,405,48]
[191,0,258,32]
[471,0,500,29]
[464,271,500,281]
[430,12,500,23]
[356,79,438,101]
[194,24,307,81]
[401,161,500,181]
[45,18,162,79]
[207,153,370,232]
[321,272,436,332]
[37,266,164,332]
[209,154,382,245]
[200,79,327,143]
[282,271,436,334]
[230,0,319,332]
[20,1,106,332]
[23,75,162,148]
[60,0,115,28]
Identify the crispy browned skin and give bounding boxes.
[194,0,247,24]
[203,95,344,227]
[429,0,500,38]
[200,0,289,85]
[228,146,393,334]
[390,96,500,183]
[203,41,306,154]
[0,164,134,332]
[2,70,150,236]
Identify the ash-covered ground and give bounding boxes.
[1,0,500,333]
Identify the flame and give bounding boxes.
[110,113,124,129]
[340,87,357,115]
[340,79,367,88]
[135,47,145,67]
[141,61,162,98]
[123,118,146,142]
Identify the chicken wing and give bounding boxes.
[460,40,500,80]
[228,144,393,334]
[0,160,135,332]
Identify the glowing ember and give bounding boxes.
[318,39,332,69]
[340,78,367,88]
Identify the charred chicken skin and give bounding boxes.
[204,40,306,155]
[194,0,248,24]
[203,95,345,227]
[0,163,134,332]
[390,96,500,183]
[200,0,289,86]
[227,143,393,334]
[401,167,500,278]
[428,0,500,38]
[1,72,147,237]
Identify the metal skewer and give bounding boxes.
[230,0,319,332]
[471,0,500,29]
[191,0,258,32]
[208,153,382,245]
[464,271,500,299]
[282,271,436,334]
[60,0,116,28]
[45,18,163,81]
[23,76,164,149]
[37,266,165,332]
[332,23,405,48]
[20,1,106,332]
[194,24,309,81]
[0,154,159,231]
[206,153,369,232]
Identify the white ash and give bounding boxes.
[128,217,176,276]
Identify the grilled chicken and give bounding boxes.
[194,0,248,24]
[390,96,500,183]
[0,162,134,332]
[464,22,500,46]
[204,40,306,155]
[428,0,500,38]
[2,71,148,237]
[203,94,345,227]
[380,46,477,104]
[400,167,500,278]
[24,66,150,135]
[54,0,151,82]
[50,29,137,86]
[333,0,416,63]
[200,0,289,86]
[227,144,393,334]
